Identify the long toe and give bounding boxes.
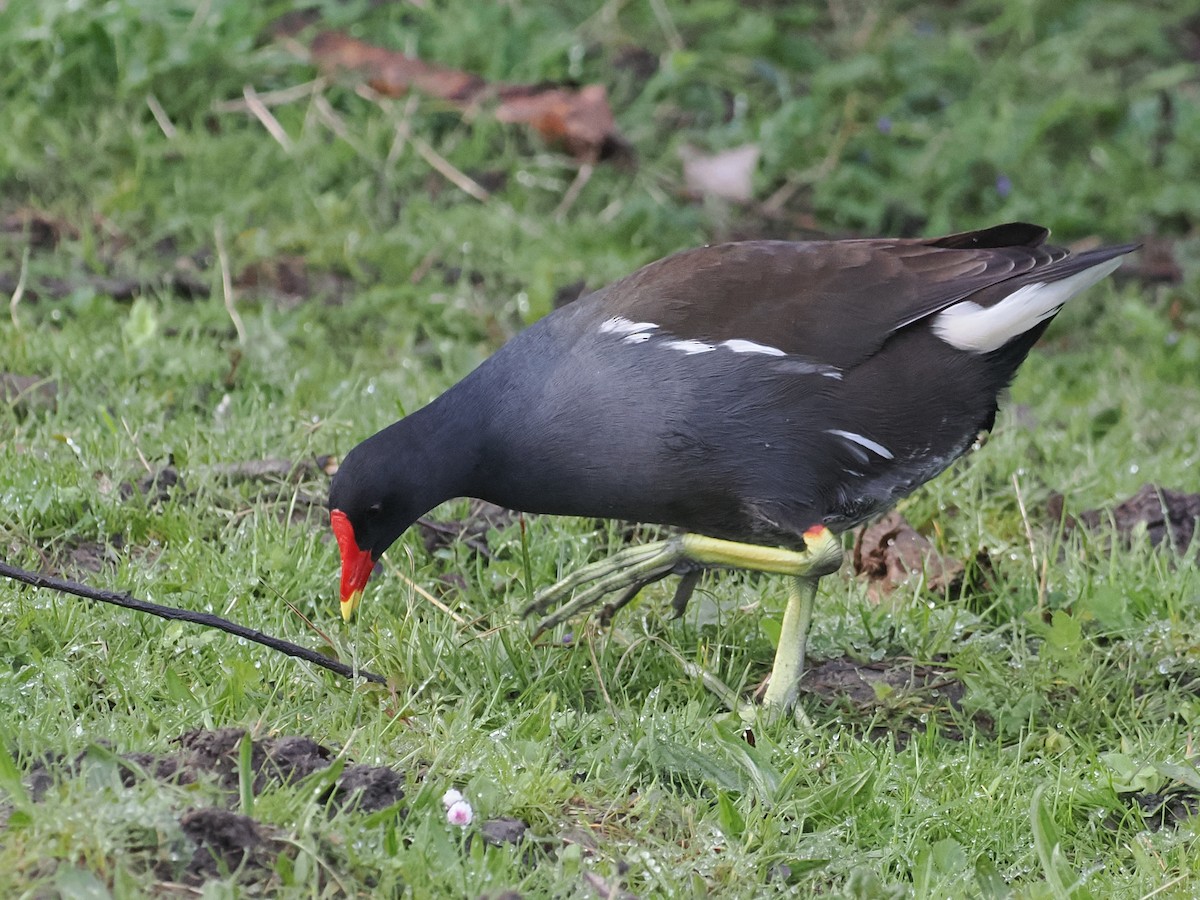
[522,539,682,618]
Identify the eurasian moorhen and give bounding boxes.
[330,223,1134,714]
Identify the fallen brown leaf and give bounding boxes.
[311,31,483,101]
[495,83,627,162]
[309,31,631,162]
[852,511,965,602]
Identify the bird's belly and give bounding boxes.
[820,445,969,532]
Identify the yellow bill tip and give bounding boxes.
[340,589,363,622]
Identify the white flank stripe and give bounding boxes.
[664,339,716,354]
[932,257,1123,353]
[720,339,787,356]
[826,429,895,460]
[601,316,659,335]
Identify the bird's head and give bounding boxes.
[328,441,422,621]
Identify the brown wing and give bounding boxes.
[599,222,1064,370]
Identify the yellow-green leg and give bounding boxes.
[759,574,820,713]
[525,526,844,715]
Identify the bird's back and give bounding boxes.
[463,225,1134,546]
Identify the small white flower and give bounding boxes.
[446,799,474,826]
[441,788,464,809]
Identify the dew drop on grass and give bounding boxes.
[1129,463,1140,474]
[636,848,664,876]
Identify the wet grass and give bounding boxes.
[1,0,1199,896]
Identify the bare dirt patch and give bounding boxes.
[1051,484,1200,559]
[799,657,974,743]
[22,728,406,887]
[13,728,542,891]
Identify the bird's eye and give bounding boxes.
[366,502,383,518]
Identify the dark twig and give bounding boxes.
[0,559,386,685]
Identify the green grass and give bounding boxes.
[2,0,1199,896]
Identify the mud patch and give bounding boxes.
[235,255,354,309]
[802,657,961,706]
[179,807,282,882]
[478,816,529,846]
[119,465,184,506]
[22,729,406,886]
[29,728,404,810]
[799,657,971,742]
[56,537,125,575]
[1127,788,1200,830]
[1052,484,1200,560]
[15,728,537,890]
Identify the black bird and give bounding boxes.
[329,223,1134,715]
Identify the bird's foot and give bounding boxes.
[523,528,844,642]
[523,537,694,636]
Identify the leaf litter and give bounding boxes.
[852,510,991,602]
[308,31,632,163]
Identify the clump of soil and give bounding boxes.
[1052,484,1200,559]
[117,727,404,813]
[16,727,536,891]
[24,728,408,887]
[796,657,973,743]
[179,807,279,882]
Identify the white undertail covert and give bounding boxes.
[932,257,1123,353]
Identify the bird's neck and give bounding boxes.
[366,379,492,521]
